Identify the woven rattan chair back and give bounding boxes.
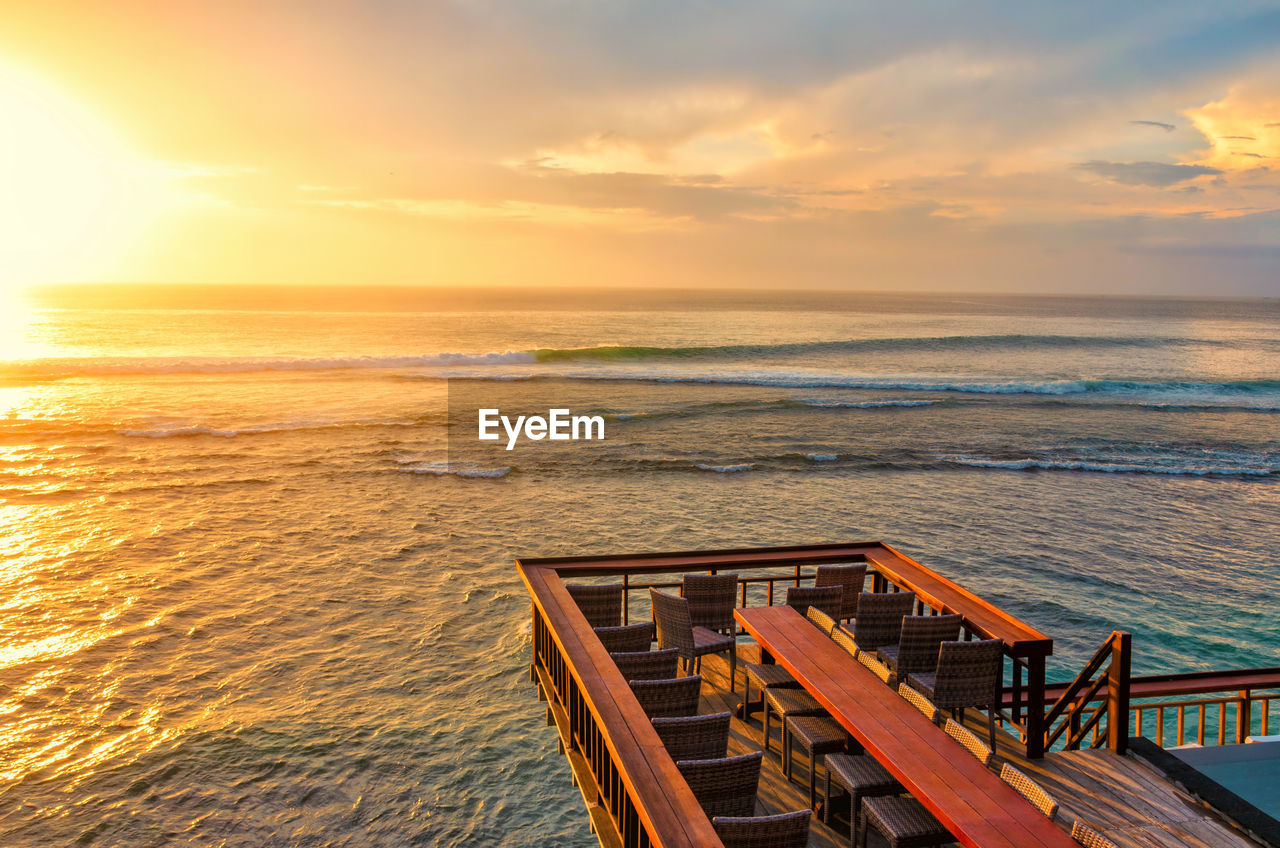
[785,584,843,620]
[932,638,1004,710]
[1071,819,1119,848]
[850,591,916,651]
[611,648,679,682]
[815,563,867,620]
[629,675,702,719]
[893,613,964,677]
[682,573,738,633]
[857,648,895,686]
[565,583,624,629]
[1001,762,1059,821]
[652,711,732,761]
[677,751,763,819]
[711,810,811,848]
[899,683,940,724]
[831,624,859,659]
[944,718,993,767]
[594,623,653,654]
[650,589,695,658]
[805,606,837,635]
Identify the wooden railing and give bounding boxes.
[1038,666,1280,751]
[1039,631,1131,754]
[519,542,1061,847]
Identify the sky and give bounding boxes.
[1,1,1279,296]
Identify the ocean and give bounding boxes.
[1,287,1277,846]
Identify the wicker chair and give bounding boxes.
[785,715,848,810]
[1071,819,1120,848]
[856,647,896,688]
[898,683,939,724]
[806,605,838,635]
[944,718,993,768]
[677,751,764,818]
[824,750,903,839]
[595,622,654,654]
[650,589,736,690]
[785,584,843,620]
[712,810,811,848]
[683,572,739,635]
[763,687,826,757]
[831,623,860,660]
[611,648,680,682]
[565,583,624,628]
[876,614,963,678]
[1000,763,1059,821]
[737,660,799,724]
[849,591,916,652]
[859,795,951,848]
[815,563,868,621]
[906,638,1004,751]
[629,675,702,719]
[652,711,732,761]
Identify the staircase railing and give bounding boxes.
[1042,631,1131,754]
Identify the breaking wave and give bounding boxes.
[395,460,512,478]
[531,334,1219,362]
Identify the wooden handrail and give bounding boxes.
[1042,631,1130,754]
[521,562,721,848]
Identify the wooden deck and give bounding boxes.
[520,543,1277,848]
[694,649,1267,848]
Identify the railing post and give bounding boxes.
[1107,631,1132,754]
[622,573,629,624]
[1026,654,1046,758]
[1237,690,1251,744]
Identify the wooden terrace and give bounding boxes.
[519,542,1279,848]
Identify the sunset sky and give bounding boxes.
[2,2,1279,295]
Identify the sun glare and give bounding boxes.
[0,63,175,290]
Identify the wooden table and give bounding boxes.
[735,605,1079,848]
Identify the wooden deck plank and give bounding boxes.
[736,604,1077,848]
[978,738,1265,848]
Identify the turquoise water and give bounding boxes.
[1174,742,1280,820]
[0,289,1277,846]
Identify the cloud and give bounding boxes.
[1219,135,1257,140]
[1075,160,1222,187]
[1131,120,1176,132]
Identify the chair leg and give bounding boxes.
[764,702,772,755]
[784,726,792,779]
[856,803,867,848]
[729,645,736,693]
[808,751,818,811]
[988,707,997,754]
[824,771,833,825]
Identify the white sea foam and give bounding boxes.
[694,463,754,473]
[804,454,839,461]
[119,419,414,438]
[943,455,1277,477]
[9,351,537,379]
[800,399,937,408]
[397,460,511,478]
